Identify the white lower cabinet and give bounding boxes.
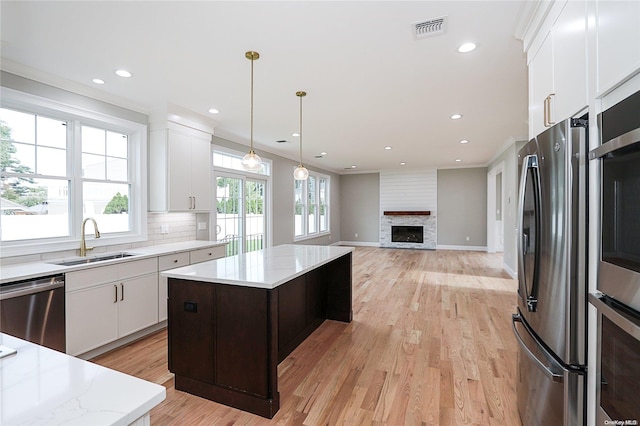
[157,246,226,321]
[66,258,158,356]
[157,252,190,322]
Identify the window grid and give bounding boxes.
[0,102,141,245]
[294,170,330,240]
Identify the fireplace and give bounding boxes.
[391,226,424,243]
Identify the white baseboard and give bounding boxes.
[76,322,166,360]
[503,262,517,279]
[335,241,380,247]
[436,245,488,251]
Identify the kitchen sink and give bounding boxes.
[49,252,138,266]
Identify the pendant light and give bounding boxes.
[241,51,263,171]
[293,91,309,180]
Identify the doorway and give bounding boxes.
[215,174,267,256]
[487,163,505,253]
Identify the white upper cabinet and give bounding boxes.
[528,0,588,138]
[596,0,640,95]
[149,124,212,212]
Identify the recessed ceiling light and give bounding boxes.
[460,139,469,144]
[320,152,327,156]
[455,159,462,162]
[92,78,105,85]
[458,42,477,53]
[208,108,219,114]
[292,132,300,137]
[400,162,406,166]
[385,146,392,150]
[450,113,463,120]
[351,165,357,169]
[115,69,132,78]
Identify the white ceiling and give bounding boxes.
[0,1,530,174]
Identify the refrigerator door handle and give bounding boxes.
[512,314,565,383]
[517,154,541,312]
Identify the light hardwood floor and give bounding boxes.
[92,247,522,425]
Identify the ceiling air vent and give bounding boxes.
[413,16,447,39]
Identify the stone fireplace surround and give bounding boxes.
[380,211,436,249]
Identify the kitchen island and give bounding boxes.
[162,244,353,418]
[0,333,165,425]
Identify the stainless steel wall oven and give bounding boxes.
[590,294,640,425]
[590,88,640,426]
[590,89,640,313]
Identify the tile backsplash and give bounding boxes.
[1,212,202,266]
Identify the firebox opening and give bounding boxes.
[391,226,424,243]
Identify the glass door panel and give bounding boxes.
[216,176,242,256]
[245,179,265,253]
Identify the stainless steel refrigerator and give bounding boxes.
[512,118,588,425]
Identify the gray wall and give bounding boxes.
[437,168,488,247]
[340,173,380,244]
[212,136,341,246]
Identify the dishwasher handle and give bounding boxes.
[0,277,65,300]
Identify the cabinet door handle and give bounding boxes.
[188,196,193,209]
[543,96,550,127]
[120,283,124,301]
[193,197,196,209]
[114,285,118,303]
[547,93,555,126]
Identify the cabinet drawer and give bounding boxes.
[66,257,157,292]
[66,264,119,291]
[159,252,190,271]
[119,258,157,280]
[190,245,225,264]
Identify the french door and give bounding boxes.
[215,173,266,255]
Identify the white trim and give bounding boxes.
[503,262,517,279]
[436,245,487,252]
[335,240,379,247]
[487,162,505,254]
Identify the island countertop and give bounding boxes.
[0,333,166,425]
[161,244,353,289]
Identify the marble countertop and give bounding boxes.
[0,241,227,284]
[162,244,353,289]
[0,333,165,425]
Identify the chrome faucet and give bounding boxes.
[80,217,101,256]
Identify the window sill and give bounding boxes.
[294,231,331,243]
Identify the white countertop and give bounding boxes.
[0,241,226,284]
[0,333,165,426]
[162,244,353,289]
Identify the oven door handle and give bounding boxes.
[0,280,64,300]
[512,314,565,383]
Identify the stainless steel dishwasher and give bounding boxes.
[0,274,65,352]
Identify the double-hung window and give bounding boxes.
[294,171,330,239]
[0,89,146,255]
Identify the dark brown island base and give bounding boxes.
[162,245,354,418]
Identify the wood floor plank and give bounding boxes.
[92,247,521,425]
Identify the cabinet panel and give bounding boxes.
[189,137,211,211]
[168,131,193,211]
[168,279,216,383]
[118,273,158,337]
[597,0,640,94]
[529,32,554,139]
[66,264,119,291]
[553,0,587,120]
[149,126,212,212]
[66,284,119,355]
[215,285,270,397]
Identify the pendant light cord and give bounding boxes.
[250,55,254,153]
[299,93,303,166]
